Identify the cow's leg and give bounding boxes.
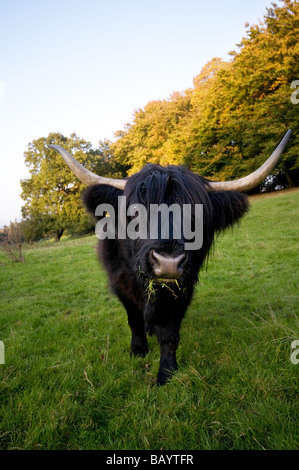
[130,318,149,358]
[155,325,180,386]
[116,292,149,357]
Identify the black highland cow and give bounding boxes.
[50,130,291,385]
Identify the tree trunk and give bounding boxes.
[54,229,64,242]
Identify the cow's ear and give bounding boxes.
[82,184,123,218]
[208,191,249,232]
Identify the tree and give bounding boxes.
[112,92,192,175]
[183,0,299,183]
[93,139,130,179]
[18,216,46,244]
[21,133,97,241]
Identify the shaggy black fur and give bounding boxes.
[82,164,249,385]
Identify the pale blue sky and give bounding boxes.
[0,0,272,227]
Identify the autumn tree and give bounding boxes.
[112,92,192,175]
[188,0,299,184]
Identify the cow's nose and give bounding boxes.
[149,250,186,279]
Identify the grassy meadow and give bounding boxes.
[0,189,298,450]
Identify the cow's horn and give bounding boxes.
[207,129,292,192]
[49,144,127,190]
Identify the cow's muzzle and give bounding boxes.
[149,250,186,280]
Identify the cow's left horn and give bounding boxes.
[49,144,127,190]
[207,129,292,192]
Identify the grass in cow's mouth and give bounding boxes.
[146,277,181,303]
[146,278,157,304]
[154,277,180,285]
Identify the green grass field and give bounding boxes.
[0,189,298,450]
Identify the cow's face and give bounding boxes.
[82,164,249,288]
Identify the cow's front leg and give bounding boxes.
[130,327,149,357]
[156,326,180,385]
[127,307,149,357]
[114,289,149,357]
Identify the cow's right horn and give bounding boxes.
[49,144,127,190]
[207,130,292,192]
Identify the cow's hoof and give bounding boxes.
[157,362,178,385]
[156,370,173,386]
[130,338,149,358]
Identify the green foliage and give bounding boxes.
[18,217,44,244]
[21,132,93,240]
[21,134,129,240]
[93,139,131,179]
[113,1,299,186]
[0,189,298,449]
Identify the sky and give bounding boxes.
[0,0,273,228]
